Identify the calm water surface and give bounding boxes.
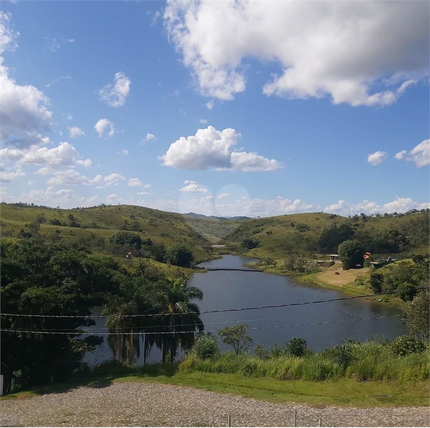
[85,255,406,365]
[190,255,406,352]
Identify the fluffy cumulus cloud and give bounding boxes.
[249,197,314,217]
[46,169,92,186]
[180,180,208,193]
[0,166,25,183]
[164,0,429,106]
[99,72,131,107]
[94,119,115,137]
[128,178,151,188]
[367,151,387,166]
[0,13,53,147]
[1,186,99,209]
[68,126,86,139]
[394,140,430,167]
[160,126,281,171]
[408,140,430,167]
[394,150,407,160]
[93,173,125,187]
[325,197,430,216]
[0,142,92,168]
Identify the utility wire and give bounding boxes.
[0,314,401,336]
[0,291,399,319]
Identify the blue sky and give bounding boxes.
[0,0,429,217]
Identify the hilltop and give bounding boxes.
[1,203,428,265]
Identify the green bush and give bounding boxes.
[284,337,307,357]
[193,334,219,360]
[390,336,425,357]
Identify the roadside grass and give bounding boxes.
[2,367,429,407]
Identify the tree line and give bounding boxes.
[1,238,204,394]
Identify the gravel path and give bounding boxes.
[1,382,429,427]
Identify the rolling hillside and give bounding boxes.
[0,203,214,264]
[1,203,428,264]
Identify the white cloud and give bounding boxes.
[46,75,72,89]
[199,118,207,124]
[394,140,430,167]
[0,59,53,145]
[47,169,92,186]
[27,180,35,185]
[394,150,407,160]
[409,140,430,167]
[1,186,98,209]
[121,149,129,155]
[325,197,430,216]
[160,126,281,172]
[142,133,157,144]
[205,100,214,110]
[0,166,24,182]
[94,119,115,137]
[0,12,18,55]
[229,151,280,172]
[165,0,428,106]
[99,72,131,107]
[218,193,230,199]
[93,173,125,187]
[367,151,387,166]
[180,180,208,193]
[68,126,86,139]
[128,178,150,188]
[0,142,92,168]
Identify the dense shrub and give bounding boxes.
[284,337,308,357]
[193,334,219,360]
[390,336,426,357]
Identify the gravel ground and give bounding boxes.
[1,382,429,427]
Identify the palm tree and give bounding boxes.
[150,279,204,364]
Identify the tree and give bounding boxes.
[1,239,121,393]
[149,279,204,363]
[403,290,429,340]
[241,237,259,249]
[369,271,384,293]
[167,244,194,267]
[218,323,252,355]
[319,224,354,253]
[109,231,143,249]
[338,240,365,270]
[284,337,307,357]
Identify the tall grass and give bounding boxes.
[179,340,429,382]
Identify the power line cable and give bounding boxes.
[0,314,401,336]
[0,291,401,319]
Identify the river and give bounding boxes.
[84,255,406,366]
[190,255,406,352]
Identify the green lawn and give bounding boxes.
[3,369,429,407]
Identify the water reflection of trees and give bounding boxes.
[105,270,204,365]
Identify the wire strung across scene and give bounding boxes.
[0,314,401,335]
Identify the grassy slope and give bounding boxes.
[0,203,214,264]
[2,369,428,407]
[225,211,429,259]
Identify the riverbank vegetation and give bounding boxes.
[1,237,205,394]
[182,333,429,383]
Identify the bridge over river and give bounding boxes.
[206,267,263,272]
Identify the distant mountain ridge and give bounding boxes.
[184,212,251,221]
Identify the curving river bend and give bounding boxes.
[84,255,406,365]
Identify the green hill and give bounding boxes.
[222,210,429,259]
[0,203,214,265]
[1,203,428,264]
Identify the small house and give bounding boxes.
[328,254,339,261]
